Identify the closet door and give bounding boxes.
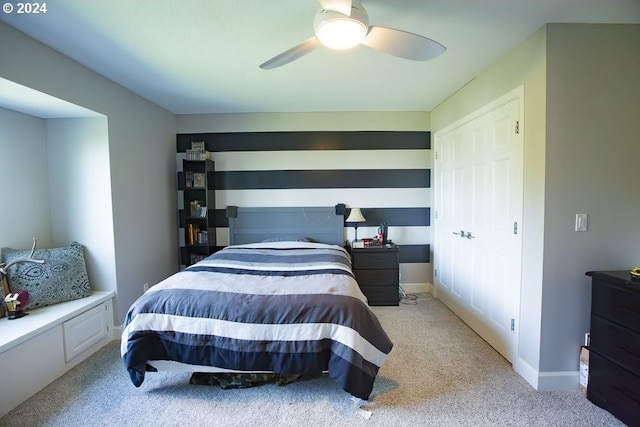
[434,91,523,363]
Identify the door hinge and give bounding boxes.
[515,121,520,134]
[435,151,439,160]
[513,222,518,235]
[434,268,438,278]
[434,210,438,220]
[511,318,515,331]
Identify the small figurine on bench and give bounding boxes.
[5,291,29,319]
[0,238,44,320]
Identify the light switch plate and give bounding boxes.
[575,214,588,232]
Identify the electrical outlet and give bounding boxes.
[143,283,149,292]
[584,332,590,346]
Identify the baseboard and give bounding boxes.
[536,371,579,391]
[114,323,123,340]
[514,356,579,391]
[514,356,539,389]
[400,282,431,294]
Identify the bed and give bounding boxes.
[121,206,393,400]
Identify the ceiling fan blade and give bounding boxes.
[362,26,446,61]
[319,0,352,16]
[259,37,321,70]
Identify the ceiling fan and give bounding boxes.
[259,0,446,70]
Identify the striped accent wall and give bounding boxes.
[176,131,432,290]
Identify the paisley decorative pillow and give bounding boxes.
[1,242,92,310]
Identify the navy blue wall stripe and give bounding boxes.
[214,169,429,190]
[202,245,430,264]
[351,208,430,227]
[399,245,431,263]
[211,208,429,228]
[177,131,430,152]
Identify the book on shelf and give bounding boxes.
[185,148,210,161]
[189,200,207,217]
[186,224,208,245]
[186,223,199,245]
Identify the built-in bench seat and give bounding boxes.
[0,291,114,417]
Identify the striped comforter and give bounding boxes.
[121,241,393,399]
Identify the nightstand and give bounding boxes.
[350,244,399,306]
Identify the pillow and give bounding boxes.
[262,237,315,243]
[1,242,92,310]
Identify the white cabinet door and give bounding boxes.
[62,302,109,362]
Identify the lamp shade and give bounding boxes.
[346,208,366,223]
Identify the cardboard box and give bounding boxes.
[579,346,589,394]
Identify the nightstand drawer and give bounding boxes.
[352,251,398,269]
[361,286,399,306]
[354,269,398,288]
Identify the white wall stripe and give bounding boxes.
[215,188,431,209]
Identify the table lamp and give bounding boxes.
[346,208,366,241]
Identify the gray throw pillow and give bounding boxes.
[1,242,92,310]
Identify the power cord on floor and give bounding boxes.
[399,286,433,305]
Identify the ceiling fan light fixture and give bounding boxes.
[314,8,368,50]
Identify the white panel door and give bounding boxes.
[434,91,523,363]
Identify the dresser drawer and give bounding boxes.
[588,351,640,427]
[352,251,398,269]
[591,315,640,377]
[591,278,640,333]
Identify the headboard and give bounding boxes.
[227,206,345,246]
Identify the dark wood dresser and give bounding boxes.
[586,270,640,427]
[351,244,400,306]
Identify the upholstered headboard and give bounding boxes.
[227,206,345,246]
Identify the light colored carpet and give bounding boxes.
[0,295,624,427]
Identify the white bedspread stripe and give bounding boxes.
[121,312,388,367]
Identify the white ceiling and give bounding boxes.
[1,0,639,116]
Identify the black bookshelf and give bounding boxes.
[178,159,216,267]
